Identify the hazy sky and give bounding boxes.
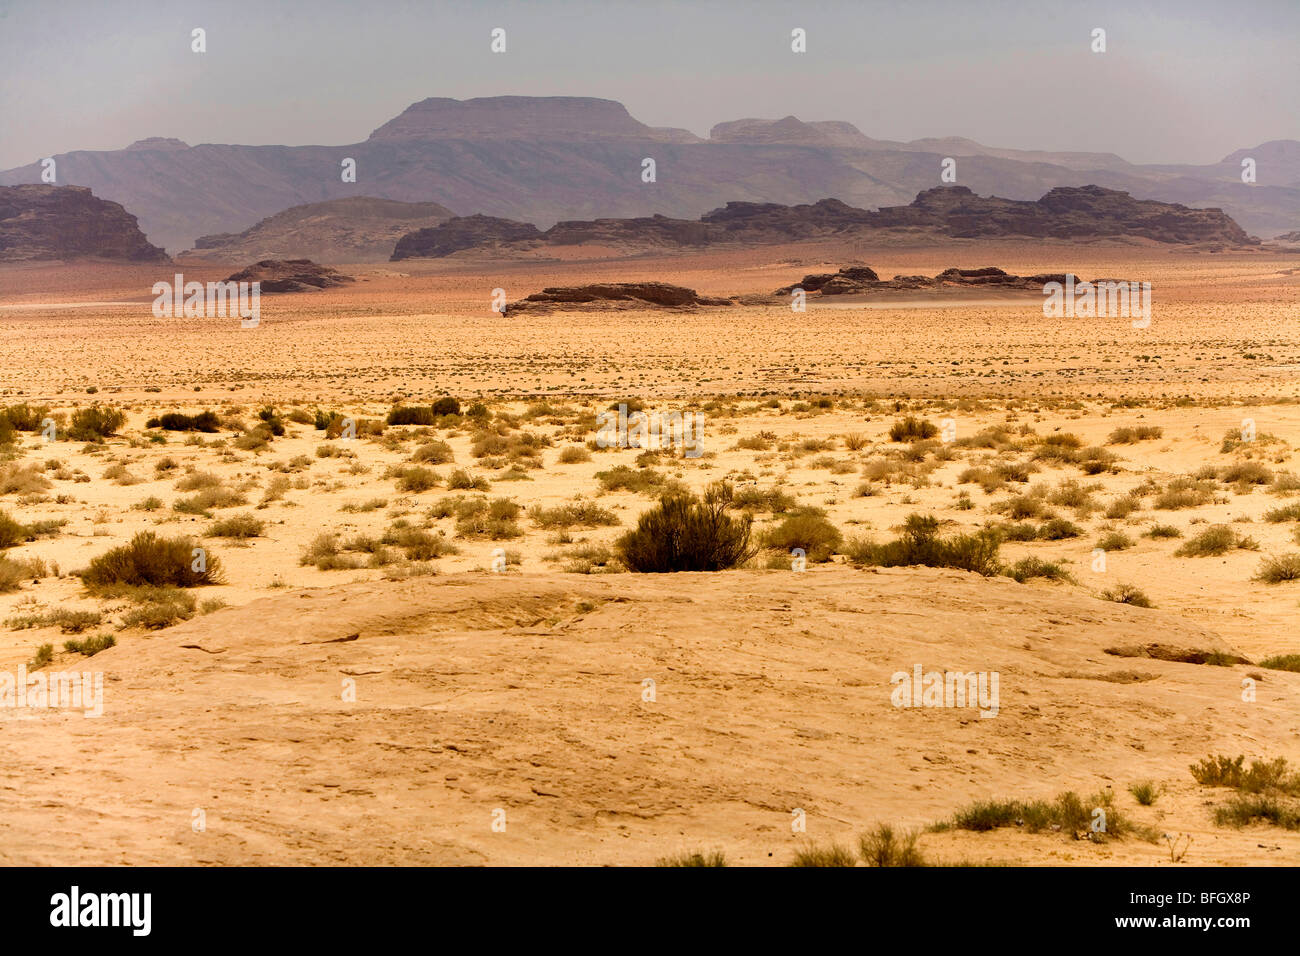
[1,0,1296,170]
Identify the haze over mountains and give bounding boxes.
[1,95,1297,254]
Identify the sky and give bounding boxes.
[0,0,1296,170]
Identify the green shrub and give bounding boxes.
[81,532,222,590]
[68,406,125,441]
[386,406,437,426]
[616,487,753,572]
[207,513,265,538]
[760,510,842,563]
[789,842,857,867]
[148,410,220,432]
[1101,584,1153,608]
[1175,525,1254,557]
[858,824,925,867]
[655,850,727,867]
[849,514,1001,576]
[0,510,30,548]
[1253,554,1300,583]
[889,417,938,442]
[64,633,116,656]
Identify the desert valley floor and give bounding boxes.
[0,240,1298,865]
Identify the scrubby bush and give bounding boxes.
[848,514,1001,576]
[888,417,938,442]
[616,486,753,572]
[147,410,221,432]
[80,532,222,590]
[68,406,125,441]
[760,510,842,563]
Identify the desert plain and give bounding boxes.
[0,239,1298,866]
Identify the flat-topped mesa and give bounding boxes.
[368,95,699,144]
[221,258,354,293]
[774,265,1101,296]
[504,282,733,313]
[0,184,168,262]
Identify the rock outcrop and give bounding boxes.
[221,259,354,293]
[186,197,454,263]
[504,282,732,313]
[0,184,168,262]
[390,214,543,260]
[391,185,1257,260]
[775,265,1100,297]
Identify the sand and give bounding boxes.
[0,240,1297,865]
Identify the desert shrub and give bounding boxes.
[1190,755,1300,795]
[386,406,438,426]
[119,588,197,629]
[1259,654,1300,672]
[760,510,842,563]
[174,486,247,514]
[848,514,1001,576]
[655,850,727,867]
[1175,525,1255,557]
[1129,782,1160,806]
[889,417,937,442]
[789,842,857,867]
[149,410,221,432]
[1253,554,1300,583]
[392,466,440,493]
[943,790,1145,840]
[455,497,524,540]
[431,397,460,417]
[1103,497,1139,520]
[595,465,673,495]
[29,643,53,669]
[1264,503,1300,523]
[299,534,363,571]
[6,608,102,633]
[0,556,27,592]
[558,445,592,464]
[1096,531,1135,551]
[207,513,265,538]
[616,486,753,573]
[0,510,29,548]
[1108,425,1162,444]
[68,406,125,441]
[446,469,490,491]
[64,633,115,656]
[730,485,798,513]
[80,532,222,590]
[1005,557,1073,584]
[0,462,52,496]
[380,525,458,560]
[1219,461,1273,486]
[858,824,925,867]
[1,403,50,432]
[1038,517,1083,540]
[1213,795,1300,830]
[1144,524,1181,539]
[1101,583,1153,608]
[527,501,618,529]
[411,441,454,464]
[994,493,1050,520]
[1154,477,1215,510]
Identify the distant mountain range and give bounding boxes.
[1,96,1297,253]
[391,185,1256,260]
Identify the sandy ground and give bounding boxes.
[0,240,1297,865]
